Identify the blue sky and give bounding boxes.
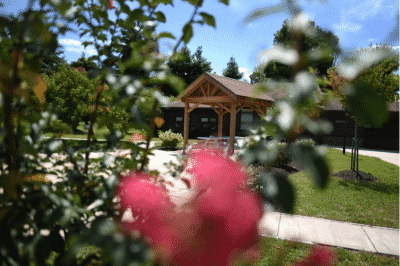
[1,0,399,83]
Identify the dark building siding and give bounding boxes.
[160,107,259,139]
[160,107,399,151]
[299,111,399,152]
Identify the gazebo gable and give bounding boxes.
[178,73,237,103]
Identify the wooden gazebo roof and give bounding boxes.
[173,73,276,154]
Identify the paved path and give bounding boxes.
[321,145,399,167]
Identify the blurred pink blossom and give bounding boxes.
[293,246,337,266]
[117,147,263,266]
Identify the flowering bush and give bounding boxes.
[158,129,183,148]
[294,138,316,147]
[129,133,145,143]
[118,148,263,266]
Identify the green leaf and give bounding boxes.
[164,73,186,94]
[219,0,229,5]
[258,172,295,214]
[82,41,92,48]
[154,11,166,23]
[184,0,201,5]
[182,23,193,44]
[291,145,330,189]
[129,8,148,23]
[242,3,287,25]
[157,32,176,40]
[151,0,173,7]
[79,29,91,38]
[98,34,107,42]
[199,12,216,28]
[344,82,389,127]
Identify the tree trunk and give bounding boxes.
[351,119,360,180]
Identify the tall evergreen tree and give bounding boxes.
[222,56,243,80]
[264,19,340,81]
[40,48,69,76]
[163,46,213,97]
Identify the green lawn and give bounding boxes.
[234,237,399,266]
[286,147,399,229]
[44,121,198,146]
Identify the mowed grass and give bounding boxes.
[234,237,399,266]
[287,147,399,228]
[44,121,198,146]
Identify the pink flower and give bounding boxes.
[117,172,173,234]
[108,0,115,9]
[117,148,263,266]
[129,133,144,143]
[293,246,337,266]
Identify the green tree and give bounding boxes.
[250,61,274,84]
[320,44,399,106]
[40,48,69,76]
[264,19,340,81]
[318,44,399,179]
[70,52,100,74]
[164,45,213,97]
[117,21,148,78]
[43,65,106,132]
[222,56,243,80]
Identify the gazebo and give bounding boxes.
[176,73,275,154]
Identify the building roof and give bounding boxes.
[205,73,275,102]
[161,73,399,112]
[324,97,399,112]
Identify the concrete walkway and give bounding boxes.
[35,141,399,257]
[259,212,399,256]
[321,145,399,167]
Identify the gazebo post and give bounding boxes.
[228,101,236,155]
[218,110,223,138]
[183,101,189,151]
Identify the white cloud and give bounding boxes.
[333,22,362,32]
[58,38,98,55]
[239,67,251,82]
[345,0,383,21]
[59,39,81,46]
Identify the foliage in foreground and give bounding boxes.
[0,0,397,265]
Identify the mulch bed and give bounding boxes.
[252,161,379,183]
[332,170,379,182]
[251,160,305,177]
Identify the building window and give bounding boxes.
[176,117,183,121]
[241,109,253,130]
[210,118,217,122]
[201,118,208,122]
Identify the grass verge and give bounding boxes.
[234,237,399,266]
[286,148,399,228]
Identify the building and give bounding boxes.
[160,73,399,151]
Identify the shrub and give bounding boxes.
[103,107,129,134]
[274,142,293,166]
[294,138,316,147]
[158,129,183,148]
[43,65,104,131]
